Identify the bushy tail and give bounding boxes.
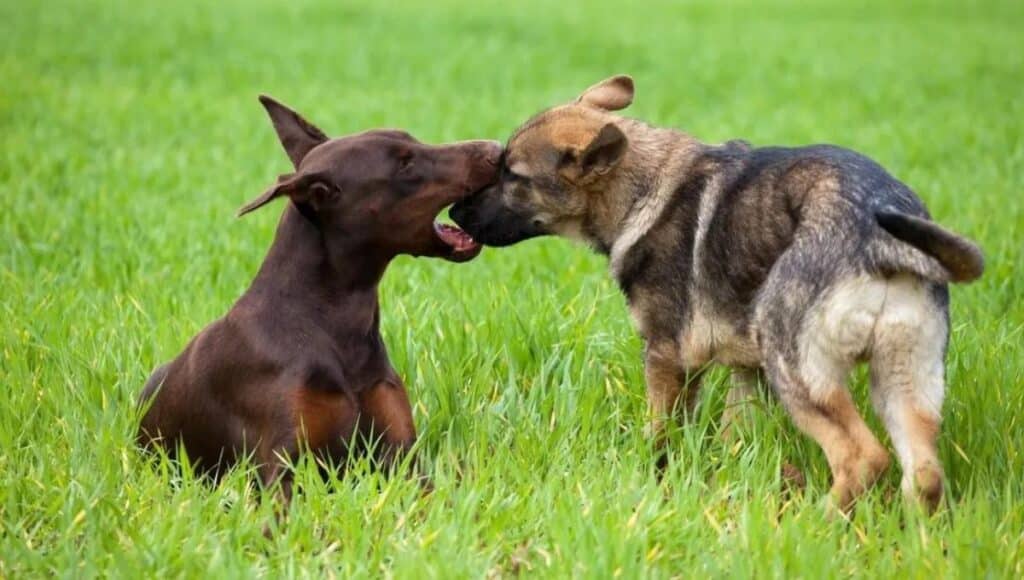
[870,210,984,283]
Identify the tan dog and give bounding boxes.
[451,75,983,511]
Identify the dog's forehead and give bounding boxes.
[358,128,419,142]
[297,138,342,166]
[295,139,354,175]
[507,105,605,171]
[299,132,410,173]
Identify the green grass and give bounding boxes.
[2,0,1023,576]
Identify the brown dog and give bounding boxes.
[138,96,500,501]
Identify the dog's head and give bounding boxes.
[240,96,502,262]
[450,75,634,247]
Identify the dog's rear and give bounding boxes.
[741,145,981,511]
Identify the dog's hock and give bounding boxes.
[577,75,635,111]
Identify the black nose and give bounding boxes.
[451,193,484,229]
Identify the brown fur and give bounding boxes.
[138,96,500,504]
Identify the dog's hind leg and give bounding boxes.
[755,249,891,511]
[762,361,890,511]
[722,367,807,490]
[720,367,766,439]
[869,276,948,512]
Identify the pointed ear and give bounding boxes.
[576,75,634,111]
[237,173,331,217]
[258,95,329,168]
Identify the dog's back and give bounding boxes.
[641,140,980,511]
[694,142,981,307]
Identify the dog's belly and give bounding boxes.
[679,308,761,369]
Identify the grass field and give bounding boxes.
[2,0,1023,576]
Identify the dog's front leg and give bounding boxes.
[258,455,295,505]
[257,438,299,537]
[358,380,421,477]
[644,341,704,470]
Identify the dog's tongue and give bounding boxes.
[434,222,479,253]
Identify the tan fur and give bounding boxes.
[358,380,418,446]
[506,102,701,254]
[577,75,635,111]
[455,75,975,511]
[292,387,358,451]
[773,365,891,512]
[868,275,947,510]
[644,341,702,449]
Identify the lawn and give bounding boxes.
[1,0,1022,576]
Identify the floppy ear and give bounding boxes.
[576,75,634,111]
[258,95,329,169]
[237,173,331,217]
[572,123,628,179]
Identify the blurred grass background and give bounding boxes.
[1,0,1022,576]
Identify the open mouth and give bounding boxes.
[433,221,482,262]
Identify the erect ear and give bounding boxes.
[258,95,329,169]
[236,172,331,217]
[576,75,634,111]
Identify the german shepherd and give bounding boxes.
[450,75,984,511]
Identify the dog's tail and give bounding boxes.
[869,209,984,284]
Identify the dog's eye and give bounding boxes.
[506,170,530,185]
[398,151,414,171]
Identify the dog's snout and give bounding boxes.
[459,139,501,166]
[479,140,503,166]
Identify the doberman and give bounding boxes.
[138,96,501,502]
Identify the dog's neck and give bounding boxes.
[584,121,703,273]
[248,202,390,339]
